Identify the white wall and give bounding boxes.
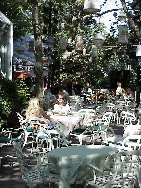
[0,11,13,80]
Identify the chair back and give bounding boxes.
[122,135,141,150]
[13,141,25,165]
[16,112,28,128]
[103,149,141,177]
[78,109,95,119]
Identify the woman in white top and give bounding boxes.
[54,92,70,115]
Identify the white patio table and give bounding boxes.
[124,125,141,137]
[50,115,83,131]
[45,145,118,188]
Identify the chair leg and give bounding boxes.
[25,183,29,188]
[29,184,35,188]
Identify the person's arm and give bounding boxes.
[40,108,51,120]
[43,111,51,120]
[53,104,60,114]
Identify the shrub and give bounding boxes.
[0,77,30,128]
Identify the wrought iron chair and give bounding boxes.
[85,150,141,188]
[13,141,59,188]
[16,112,28,129]
[122,135,141,150]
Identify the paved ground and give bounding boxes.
[0,163,25,188]
[0,123,124,188]
[0,144,28,188]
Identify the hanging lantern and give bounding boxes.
[76,36,83,51]
[59,37,68,50]
[61,23,65,30]
[83,47,86,55]
[118,11,126,22]
[94,33,104,47]
[92,45,97,58]
[47,36,55,48]
[84,0,100,13]
[15,0,25,2]
[118,25,128,44]
[66,38,74,52]
[136,44,141,57]
[66,43,74,52]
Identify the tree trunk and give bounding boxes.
[120,0,141,43]
[32,1,44,101]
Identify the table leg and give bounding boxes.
[59,180,70,188]
[59,161,70,188]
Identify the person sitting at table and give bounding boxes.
[53,92,70,115]
[25,97,51,129]
[116,82,124,100]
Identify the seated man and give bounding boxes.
[116,82,124,100]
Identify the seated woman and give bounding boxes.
[25,97,51,130]
[53,92,70,115]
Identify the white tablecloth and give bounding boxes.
[46,145,118,188]
[50,115,83,131]
[124,125,141,137]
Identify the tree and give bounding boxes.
[0,76,30,128]
[1,0,140,95]
[121,0,141,43]
[0,0,33,40]
[32,1,44,100]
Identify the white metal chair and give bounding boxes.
[16,112,28,129]
[77,109,95,127]
[22,126,35,149]
[13,141,59,188]
[85,150,141,188]
[77,109,95,119]
[45,129,71,148]
[122,135,141,150]
[103,112,113,122]
[36,129,54,152]
[120,111,136,126]
[70,128,93,145]
[95,117,110,127]
[106,103,115,111]
[91,124,115,145]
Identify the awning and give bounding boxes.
[13,70,48,79]
[12,70,36,79]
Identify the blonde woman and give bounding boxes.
[25,97,50,129]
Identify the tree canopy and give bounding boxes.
[0,0,140,92]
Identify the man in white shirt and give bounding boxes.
[116,82,124,99]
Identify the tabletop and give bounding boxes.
[46,145,118,188]
[50,115,83,131]
[124,125,141,137]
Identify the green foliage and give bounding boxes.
[0,0,138,91]
[0,0,33,40]
[0,77,30,128]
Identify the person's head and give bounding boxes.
[44,88,51,95]
[118,82,122,87]
[56,92,67,105]
[26,97,40,118]
[28,97,39,108]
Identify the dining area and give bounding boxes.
[12,141,141,188]
[0,91,141,188]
